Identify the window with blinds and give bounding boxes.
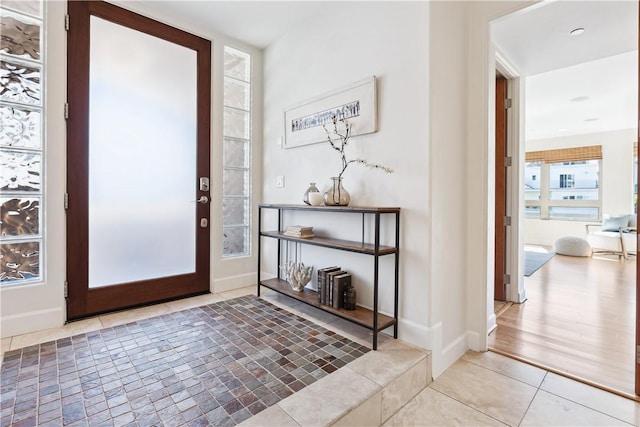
[524,146,601,221]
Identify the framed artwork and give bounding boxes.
[283,76,377,149]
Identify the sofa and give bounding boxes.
[586,214,637,259]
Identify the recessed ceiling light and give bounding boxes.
[571,96,589,102]
[570,28,585,36]
[584,118,599,122]
[559,128,567,132]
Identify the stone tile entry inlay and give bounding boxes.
[1,296,370,426]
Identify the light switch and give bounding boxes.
[276,176,285,188]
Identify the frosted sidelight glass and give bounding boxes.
[0,10,41,60]
[1,197,40,237]
[0,60,41,105]
[0,150,41,192]
[223,107,250,139]
[223,169,247,196]
[223,138,248,168]
[222,197,247,226]
[224,47,250,82]
[223,79,249,110]
[0,106,41,148]
[88,17,197,288]
[223,227,247,256]
[0,241,39,282]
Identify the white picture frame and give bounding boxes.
[282,76,377,149]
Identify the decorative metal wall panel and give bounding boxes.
[0,150,41,192]
[0,240,39,282]
[0,196,39,237]
[0,105,41,148]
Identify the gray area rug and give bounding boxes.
[524,251,555,277]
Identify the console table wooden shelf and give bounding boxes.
[257,204,400,350]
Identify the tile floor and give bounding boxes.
[3,285,640,426]
[1,290,369,427]
[386,351,640,426]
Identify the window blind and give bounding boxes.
[525,145,602,163]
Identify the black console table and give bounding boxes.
[257,204,400,350]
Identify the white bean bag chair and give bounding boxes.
[554,236,592,257]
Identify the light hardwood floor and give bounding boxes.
[489,251,636,398]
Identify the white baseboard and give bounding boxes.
[379,318,469,379]
[517,289,527,303]
[436,331,469,377]
[1,307,64,339]
[466,329,482,352]
[487,313,497,336]
[397,316,431,351]
[212,272,257,293]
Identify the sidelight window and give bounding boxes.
[0,1,44,284]
[222,47,251,257]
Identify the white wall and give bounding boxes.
[428,1,472,374]
[1,1,264,338]
[525,128,636,246]
[262,2,435,356]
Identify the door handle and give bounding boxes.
[194,196,208,204]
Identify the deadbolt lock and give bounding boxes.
[200,177,210,192]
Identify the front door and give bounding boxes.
[66,1,211,319]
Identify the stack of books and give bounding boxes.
[283,225,314,238]
[317,266,353,309]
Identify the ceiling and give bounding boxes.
[114,1,325,49]
[492,1,638,141]
[114,1,638,142]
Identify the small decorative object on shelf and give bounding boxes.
[283,225,314,238]
[344,284,356,310]
[303,182,320,205]
[282,261,313,292]
[322,115,393,206]
[324,176,350,206]
[308,191,324,206]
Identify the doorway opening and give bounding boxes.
[489,1,639,398]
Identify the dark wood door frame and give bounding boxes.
[66,1,211,319]
[634,1,640,396]
[494,76,508,301]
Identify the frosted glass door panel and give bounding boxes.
[89,17,197,288]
